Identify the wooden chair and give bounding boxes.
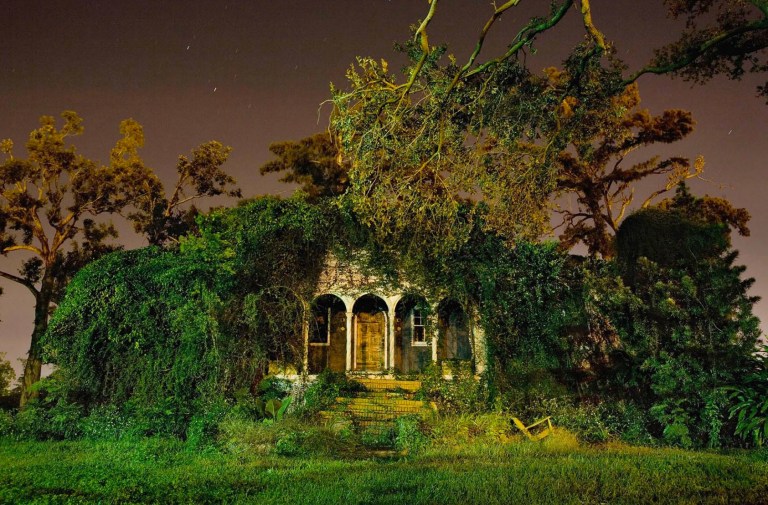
[512,416,554,441]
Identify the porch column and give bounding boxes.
[302,317,309,375]
[345,311,353,371]
[430,310,438,363]
[472,310,487,374]
[387,307,396,369]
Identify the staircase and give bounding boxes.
[320,378,437,428]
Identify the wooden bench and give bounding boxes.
[512,416,554,441]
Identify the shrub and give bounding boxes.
[218,417,359,456]
[430,413,513,446]
[394,414,430,454]
[275,431,306,456]
[185,398,231,449]
[419,362,488,414]
[12,400,84,440]
[727,353,768,447]
[80,405,141,441]
[0,409,13,437]
[296,370,364,417]
[359,425,395,449]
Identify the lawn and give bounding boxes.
[1,434,767,504]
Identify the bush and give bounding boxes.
[0,409,13,437]
[430,413,513,446]
[296,370,364,417]
[419,362,488,414]
[274,431,306,456]
[727,353,768,447]
[80,405,142,441]
[394,414,429,454]
[217,417,359,457]
[185,398,230,449]
[12,400,83,440]
[359,425,395,449]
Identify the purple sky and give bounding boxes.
[1,1,766,375]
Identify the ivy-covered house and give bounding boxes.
[296,251,486,377]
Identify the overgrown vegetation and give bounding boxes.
[0,185,744,451]
[1,430,767,504]
[1,3,763,467]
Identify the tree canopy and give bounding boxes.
[259,133,348,201]
[0,111,239,405]
[553,84,701,259]
[329,0,767,255]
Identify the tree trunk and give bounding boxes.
[19,273,54,407]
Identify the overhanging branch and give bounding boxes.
[0,269,39,297]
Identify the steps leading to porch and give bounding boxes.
[319,378,437,428]
[352,378,422,393]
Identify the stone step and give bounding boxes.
[335,397,432,410]
[320,397,437,425]
[352,378,422,393]
[320,409,430,423]
[354,390,407,399]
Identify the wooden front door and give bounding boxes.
[355,311,385,371]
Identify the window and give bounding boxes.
[412,308,427,345]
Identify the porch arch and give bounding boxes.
[352,294,388,371]
[437,298,472,362]
[307,294,347,373]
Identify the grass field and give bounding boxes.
[1,433,767,505]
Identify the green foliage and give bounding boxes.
[394,414,430,455]
[727,352,768,447]
[419,362,488,415]
[79,405,142,441]
[2,436,768,504]
[264,397,292,423]
[274,431,305,456]
[587,207,764,448]
[43,196,334,436]
[0,352,15,396]
[297,370,366,418]
[217,417,357,458]
[0,111,239,405]
[616,206,728,282]
[474,240,581,397]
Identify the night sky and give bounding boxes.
[1,1,767,374]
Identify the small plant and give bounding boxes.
[359,425,395,449]
[263,397,292,423]
[394,415,429,455]
[275,431,305,456]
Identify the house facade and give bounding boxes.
[295,252,487,376]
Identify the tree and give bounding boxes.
[329,0,767,254]
[606,205,761,447]
[628,0,768,102]
[656,182,751,243]
[259,133,349,201]
[0,111,238,405]
[553,84,701,259]
[0,352,15,396]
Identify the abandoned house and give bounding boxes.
[286,252,487,377]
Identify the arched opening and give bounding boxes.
[308,294,347,374]
[352,294,387,371]
[438,299,471,363]
[395,294,432,373]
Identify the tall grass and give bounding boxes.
[1,431,766,504]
